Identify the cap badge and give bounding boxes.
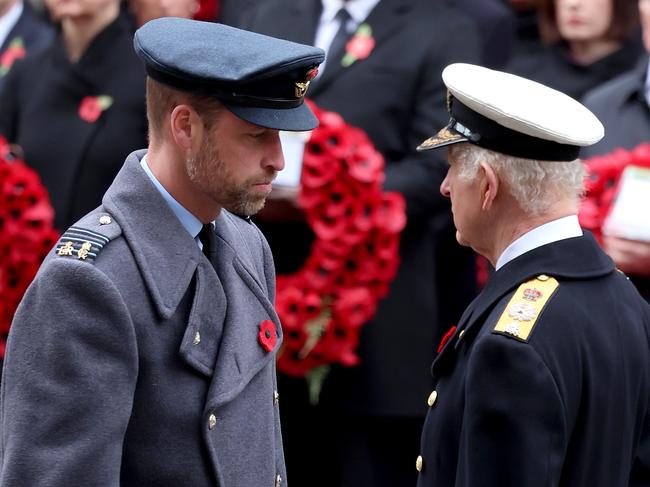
[295,81,310,98]
[295,67,319,98]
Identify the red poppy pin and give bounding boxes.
[437,325,457,353]
[258,319,278,352]
[0,37,26,77]
[306,67,319,81]
[78,95,113,123]
[342,24,375,67]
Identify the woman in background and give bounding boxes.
[506,0,642,99]
[0,0,147,230]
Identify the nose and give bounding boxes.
[263,131,285,172]
[440,171,451,198]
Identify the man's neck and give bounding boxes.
[486,206,578,267]
[146,145,221,224]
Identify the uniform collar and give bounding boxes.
[103,150,203,319]
[496,215,583,270]
[140,154,204,246]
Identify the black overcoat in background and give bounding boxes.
[417,233,650,486]
[581,57,650,301]
[242,0,480,484]
[505,39,644,100]
[0,15,147,231]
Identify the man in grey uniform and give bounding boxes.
[0,18,323,487]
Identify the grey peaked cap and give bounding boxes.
[134,17,325,131]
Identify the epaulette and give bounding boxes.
[492,274,559,342]
[54,213,121,263]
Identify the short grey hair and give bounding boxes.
[449,144,585,216]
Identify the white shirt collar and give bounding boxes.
[320,0,380,28]
[495,215,583,270]
[0,1,24,49]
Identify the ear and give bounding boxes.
[169,104,203,156]
[478,160,499,211]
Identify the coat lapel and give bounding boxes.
[102,150,202,320]
[310,0,411,96]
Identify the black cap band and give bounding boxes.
[450,98,581,162]
[145,66,306,109]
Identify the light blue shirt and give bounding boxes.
[495,214,583,270]
[140,155,205,248]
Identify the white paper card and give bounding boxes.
[275,131,311,187]
[603,165,650,242]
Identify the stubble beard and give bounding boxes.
[188,138,270,217]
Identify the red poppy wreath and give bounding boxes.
[275,101,406,379]
[579,143,650,241]
[0,137,59,358]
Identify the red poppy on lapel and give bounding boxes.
[342,24,375,67]
[0,38,26,77]
[258,319,278,352]
[437,325,457,353]
[78,95,113,123]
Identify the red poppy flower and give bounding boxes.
[274,102,406,379]
[346,35,375,61]
[0,138,58,358]
[258,319,278,352]
[79,96,102,123]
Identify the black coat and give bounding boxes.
[506,40,644,100]
[417,233,650,486]
[581,57,650,301]
[242,0,481,417]
[0,15,147,231]
[441,0,516,69]
[0,2,53,92]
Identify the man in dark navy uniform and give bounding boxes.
[415,63,650,486]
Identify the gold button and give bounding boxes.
[208,413,217,430]
[416,455,423,472]
[427,390,438,407]
[537,274,549,281]
[273,390,280,405]
[275,474,282,487]
[99,215,112,225]
[459,329,465,338]
[193,331,201,345]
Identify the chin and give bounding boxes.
[455,230,471,248]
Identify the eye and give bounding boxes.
[249,131,266,139]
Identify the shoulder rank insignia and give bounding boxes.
[55,226,110,263]
[493,274,559,342]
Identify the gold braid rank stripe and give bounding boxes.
[492,275,560,343]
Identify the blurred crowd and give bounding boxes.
[1,0,649,486]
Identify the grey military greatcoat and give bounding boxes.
[0,150,286,486]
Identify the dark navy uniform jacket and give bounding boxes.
[417,233,650,486]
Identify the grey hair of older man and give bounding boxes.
[448,143,585,216]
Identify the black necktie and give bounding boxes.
[325,8,352,72]
[198,223,217,266]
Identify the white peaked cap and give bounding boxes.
[418,63,605,161]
